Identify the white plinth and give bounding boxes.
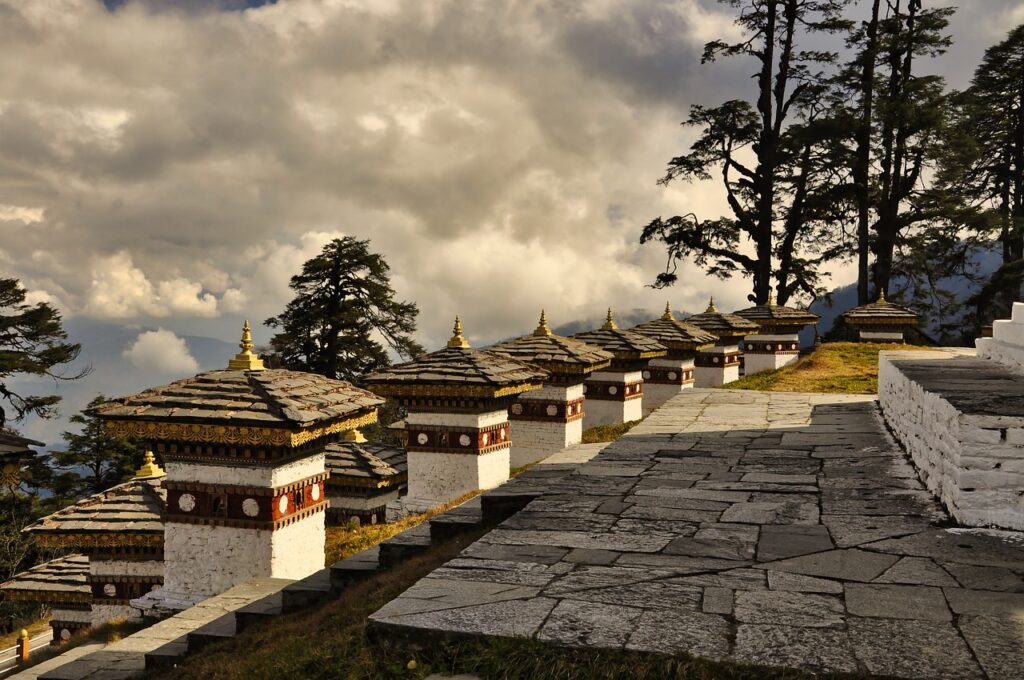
[404,448,509,513]
[509,383,584,467]
[743,334,801,375]
[978,304,1024,375]
[583,397,643,428]
[582,370,643,428]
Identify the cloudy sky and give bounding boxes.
[2,0,1021,440]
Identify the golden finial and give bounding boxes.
[534,310,552,337]
[877,289,887,303]
[228,320,266,370]
[447,315,470,348]
[601,308,618,330]
[661,302,674,321]
[134,450,165,480]
[768,293,777,308]
[706,297,718,313]
[341,428,367,443]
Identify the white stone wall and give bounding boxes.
[89,560,163,578]
[643,383,689,416]
[51,608,91,624]
[583,397,643,428]
[509,419,582,467]
[405,448,509,512]
[91,604,138,625]
[588,369,642,384]
[166,454,325,487]
[879,352,1024,530]
[270,512,326,580]
[519,383,582,402]
[694,364,740,388]
[406,411,508,428]
[977,304,1024,374]
[744,352,799,375]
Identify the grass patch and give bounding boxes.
[0,616,51,649]
[11,618,144,674]
[581,419,642,444]
[325,490,483,565]
[149,528,854,680]
[724,342,939,394]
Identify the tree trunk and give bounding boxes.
[855,0,882,305]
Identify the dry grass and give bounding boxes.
[581,419,642,444]
[0,616,51,649]
[724,342,939,394]
[324,490,482,565]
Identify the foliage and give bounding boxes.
[0,278,84,428]
[49,395,143,496]
[642,0,854,305]
[724,342,938,393]
[265,238,424,383]
[581,420,641,444]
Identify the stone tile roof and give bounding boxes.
[0,431,43,460]
[0,555,90,601]
[570,311,667,361]
[841,297,918,326]
[27,477,165,537]
[630,308,719,350]
[686,298,760,337]
[94,369,383,428]
[364,347,549,398]
[490,314,613,376]
[325,442,406,484]
[735,303,819,328]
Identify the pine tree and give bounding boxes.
[641,0,853,305]
[0,278,84,428]
[265,237,424,382]
[50,395,142,496]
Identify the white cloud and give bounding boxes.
[84,252,221,319]
[0,204,44,224]
[123,328,199,375]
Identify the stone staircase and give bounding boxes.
[23,483,548,680]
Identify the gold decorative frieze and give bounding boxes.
[32,533,164,551]
[103,410,378,448]
[370,382,545,400]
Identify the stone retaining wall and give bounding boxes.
[879,351,1024,530]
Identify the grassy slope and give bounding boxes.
[724,342,938,394]
[581,419,641,443]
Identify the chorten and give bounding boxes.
[490,311,613,466]
[94,321,383,612]
[0,431,42,488]
[840,290,919,343]
[572,309,667,427]
[364,317,547,512]
[686,298,760,387]
[630,303,718,413]
[735,295,819,374]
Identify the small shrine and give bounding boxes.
[93,321,383,612]
[490,311,613,466]
[572,309,667,427]
[25,456,166,628]
[0,555,91,645]
[840,290,919,343]
[325,431,407,526]
[735,296,818,374]
[685,298,760,386]
[630,303,718,414]
[364,317,547,512]
[0,431,42,488]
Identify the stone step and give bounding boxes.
[234,591,284,633]
[185,613,237,653]
[429,499,484,542]
[480,487,544,524]
[144,637,190,670]
[378,523,432,570]
[329,545,380,593]
[281,568,332,614]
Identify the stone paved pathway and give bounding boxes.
[371,390,1024,679]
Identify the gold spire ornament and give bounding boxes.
[768,293,777,308]
[447,316,471,348]
[341,428,368,443]
[534,310,553,337]
[228,320,266,371]
[601,308,618,330]
[877,289,887,303]
[661,302,674,321]
[134,450,165,480]
[706,297,718,313]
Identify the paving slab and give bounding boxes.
[369,390,1024,678]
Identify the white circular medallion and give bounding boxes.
[482,432,490,446]
[311,484,320,501]
[713,357,720,364]
[500,428,507,440]
[103,583,116,597]
[546,405,558,417]
[459,434,471,446]
[608,386,618,395]
[582,385,588,394]
[417,432,429,445]
[511,403,523,415]
[242,498,260,517]
[60,629,71,641]
[178,493,196,512]
[668,371,678,381]
[642,371,651,379]
[278,496,288,514]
